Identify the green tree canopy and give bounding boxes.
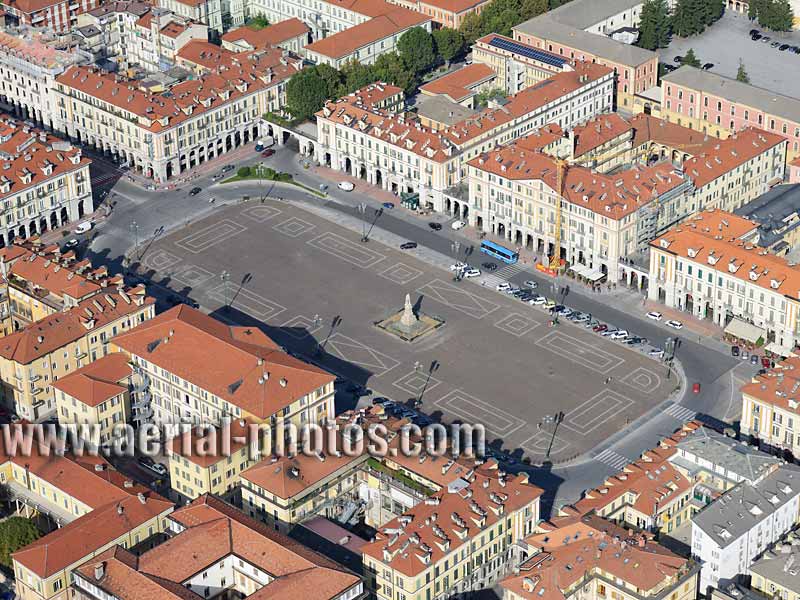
[398,27,436,74]
[285,69,330,121]
[682,47,701,67]
[672,0,703,36]
[0,518,40,568]
[637,0,672,49]
[373,53,416,93]
[248,13,269,29]
[432,28,465,65]
[313,63,343,98]
[339,60,377,95]
[521,0,548,19]
[736,59,750,83]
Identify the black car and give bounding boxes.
[731,345,740,357]
[751,33,762,40]
[428,222,442,231]
[189,187,202,196]
[780,44,790,51]
[481,262,498,271]
[674,56,683,63]
[702,62,714,70]
[400,242,418,250]
[750,28,760,35]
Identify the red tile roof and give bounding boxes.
[221,18,310,50]
[419,63,496,102]
[742,355,800,414]
[111,305,334,419]
[51,353,131,407]
[572,112,632,157]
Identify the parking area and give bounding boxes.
[661,11,800,98]
[134,200,676,463]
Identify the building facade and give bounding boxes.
[0,0,102,33]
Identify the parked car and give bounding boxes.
[543,299,556,310]
[573,313,590,324]
[451,220,466,230]
[372,397,392,405]
[220,164,235,173]
[496,282,512,292]
[610,330,629,340]
[382,202,395,209]
[673,55,683,63]
[771,41,781,47]
[750,28,760,35]
[523,280,538,288]
[73,221,92,234]
[189,187,202,196]
[762,357,772,368]
[646,311,662,321]
[429,222,442,230]
[64,238,79,249]
[482,262,498,271]
[750,354,760,365]
[261,148,275,157]
[751,33,762,40]
[760,36,771,43]
[665,320,683,329]
[742,350,750,361]
[649,348,665,358]
[138,457,168,477]
[593,323,608,333]
[702,62,714,70]
[450,262,467,271]
[780,44,790,51]
[400,242,417,250]
[528,295,546,305]
[337,181,355,191]
[693,383,701,394]
[731,345,740,357]
[463,268,481,278]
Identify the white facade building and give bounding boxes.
[691,464,800,593]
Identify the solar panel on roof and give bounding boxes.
[488,36,568,69]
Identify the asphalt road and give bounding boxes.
[84,144,742,512]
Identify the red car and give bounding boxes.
[692,383,701,394]
[762,357,772,368]
[261,149,275,158]
[593,324,608,333]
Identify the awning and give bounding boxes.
[765,342,794,357]
[724,318,765,344]
[586,269,606,282]
[569,264,589,277]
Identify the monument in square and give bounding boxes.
[376,293,444,342]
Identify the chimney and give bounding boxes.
[94,562,105,580]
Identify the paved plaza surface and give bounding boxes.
[662,12,800,98]
[133,199,677,464]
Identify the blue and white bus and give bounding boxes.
[479,240,519,264]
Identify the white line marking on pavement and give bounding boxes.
[663,402,697,421]
[594,449,630,470]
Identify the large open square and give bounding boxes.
[135,199,675,462]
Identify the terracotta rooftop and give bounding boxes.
[630,114,713,156]
[469,143,687,220]
[304,7,428,59]
[319,62,611,163]
[51,353,131,407]
[134,495,362,599]
[221,19,310,50]
[408,0,489,12]
[57,49,301,134]
[501,514,693,600]
[0,119,90,203]
[111,305,334,419]
[419,63,496,102]
[6,247,101,302]
[650,209,800,297]
[0,286,153,364]
[742,355,800,414]
[361,470,542,576]
[571,112,632,157]
[12,491,173,578]
[682,127,786,189]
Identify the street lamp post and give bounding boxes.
[220,270,231,310]
[357,203,368,242]
[130,220,140,260]
[451,241,461,280]
[543,411,564,459]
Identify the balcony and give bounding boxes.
[131,372,150,393]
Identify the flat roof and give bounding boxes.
[513,14,656,67]
[662,66,800,124]
[544,0,644,30]
[416,95,478,126]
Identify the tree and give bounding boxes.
[474,86,506,107]
[237,166,251,178]
[248,13,269,29]
[682,48,701,67]
[521,0,548,19]
[285,70,330,121]
[736,59,750,83]
[339,60,376,95]
[459,11,484,44]
[637,0,671,49]
[313,64,343,98]
[398,27,436,74]
[0,518,39,568]
[432,28,465,66]
[373,53,416,93]
[748,0,794,30]
[672,0,703,36]
[705,0,725,25]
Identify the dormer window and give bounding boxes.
[659,239,670,249]
[771,279,781,289]
[728,261,739,273]
[687,247,699,258]
[749,270,760,281]
[707,254,719,265]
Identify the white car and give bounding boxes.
[528,295,546,305]
[64,238,79,249]
[73,221,92,234]
[610,330,629,340]
[523,280,538,289]
[450,262,467,271]
[337,181,355,191]
[666,320,683,330]
[646,311,662,321]
[496,282,511,292]
[463,268,481,278]
[451,220,466,230]
[649,348,665,358]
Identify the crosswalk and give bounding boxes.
[497,263,525,279]
[664,402,697,421]
[594,449,631,470]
